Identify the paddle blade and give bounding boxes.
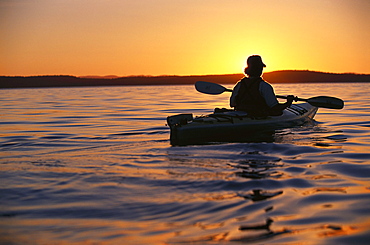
[307,96,344,109]
[195,81,232,95]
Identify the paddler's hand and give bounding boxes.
[286,95,295,106]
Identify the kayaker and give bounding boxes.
[230,55,295,117]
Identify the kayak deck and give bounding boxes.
[167,103,318,146]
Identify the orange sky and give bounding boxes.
[1,0,369,76]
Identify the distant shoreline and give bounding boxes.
[1,70,369,89]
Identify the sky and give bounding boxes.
[1,0,369,77]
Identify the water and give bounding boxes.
[1,83,369,244]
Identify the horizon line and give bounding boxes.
[1,69,370,78]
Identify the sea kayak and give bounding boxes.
[167,103,318,146]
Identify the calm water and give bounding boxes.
[1,83,369,244]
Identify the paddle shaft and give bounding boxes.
[221,90,293,100]
[214,87,292,100]
[276,95,301,101]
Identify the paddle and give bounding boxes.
[195,81,344,109]
[195,81,232,94]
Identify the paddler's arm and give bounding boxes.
[268,95,295,116]
[260,82,294,116]
[230,82,242,108]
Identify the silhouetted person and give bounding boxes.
[230,55,294,117]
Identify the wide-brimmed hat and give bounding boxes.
[247,55,266,67]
